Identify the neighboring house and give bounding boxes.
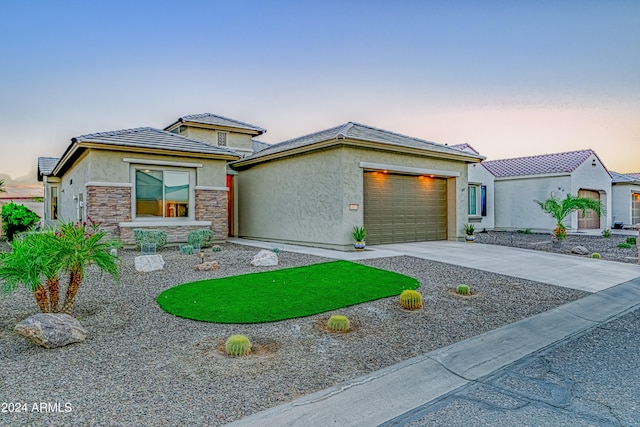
[37,156,60,225]
[230,122,484,250]
[451,144,495,230]
[481,149,612,232]
[611,171,640,228]
[42,126,240,244]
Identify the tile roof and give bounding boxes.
[481,149,601,178]
[236,122,482,163]
[171,113,266,134]
[37,157,59,177]
[450,143,480,154]
[251,140,271,153]
[611,171,640,184]
[72,127,240,157]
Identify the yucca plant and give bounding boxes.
[225,334,252,356]
[399,290,423,310]
[327,315,350,332]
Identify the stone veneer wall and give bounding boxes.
[86,185,132,238]
[87,186,228,244]
[195,189,228,240]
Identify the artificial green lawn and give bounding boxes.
[157,260,419,323]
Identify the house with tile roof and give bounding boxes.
[230,122,483,250]
[38,114,484,249]
[39,123,245,244]
[481,149,612,232]
[611,171,640,228]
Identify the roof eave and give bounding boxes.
[168,119,265,136]
[231,138,483,170]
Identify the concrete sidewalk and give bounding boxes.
[226,239,640,427]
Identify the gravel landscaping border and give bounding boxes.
[1,242,591,426]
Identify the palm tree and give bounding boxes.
[0,178,5,193]
[534,193,602,239]
[55,221,120,315]
[0,233,51,313]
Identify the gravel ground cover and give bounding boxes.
[474,230,639,263]
[1,243,589,426]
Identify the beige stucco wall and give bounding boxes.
[237,145,469,250]
[57,151,91,222]
[184,127,254,153]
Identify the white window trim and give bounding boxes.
[130,165,196,221]
[123,158,203,168]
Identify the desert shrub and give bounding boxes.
[225,334,252,356]
[591,253,601,259]
[399,290,423,310]
[180,244,194,255]
[133,229,167,250]
[0,202,40,241]
[187,229,214,248]
[601,229,611,238]
[618,243,631,249]
[327,315,350,332]
[456,284,471,295]
[212,245,222,252]
[626,237,637,245]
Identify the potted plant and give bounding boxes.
[352,226,366,251]
[463,223,475,242]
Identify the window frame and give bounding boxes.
[468,183,487,218]
[131,166,195,221]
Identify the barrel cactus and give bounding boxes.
[225,334,252,356]
[591,253,601,259]
[456,284,471,295]
[327,315,350,332]
[399,290,423,310]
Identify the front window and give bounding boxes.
[468,184,487,217]
[135,169,190,218]
[50,186,58,220]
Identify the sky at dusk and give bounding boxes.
[1,0,639,184]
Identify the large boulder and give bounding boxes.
[251,249,279,267]
[15,313,87,349]
[135,254,165,272]
[571,246,589,255]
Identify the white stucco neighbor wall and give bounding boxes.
[612,184,640,226]
[236,145,470,250]
[467,163,495,230]
[494,175,573,231]
[570,157,612,228]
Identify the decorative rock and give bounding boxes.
[15,313,87,349]
[195,261,220,271]
[251,249,279,267]
[135,254,165,272]
[571,246,589,255]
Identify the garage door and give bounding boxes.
[632,193,640,225]
[577,189,600,229]
[364,172,447,245]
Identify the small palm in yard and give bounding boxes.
[534,193,602,240]
[54,220,121,315]
[0,220,120,315]
[0,233,58,313]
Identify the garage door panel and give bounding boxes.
[364,172,447,245]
